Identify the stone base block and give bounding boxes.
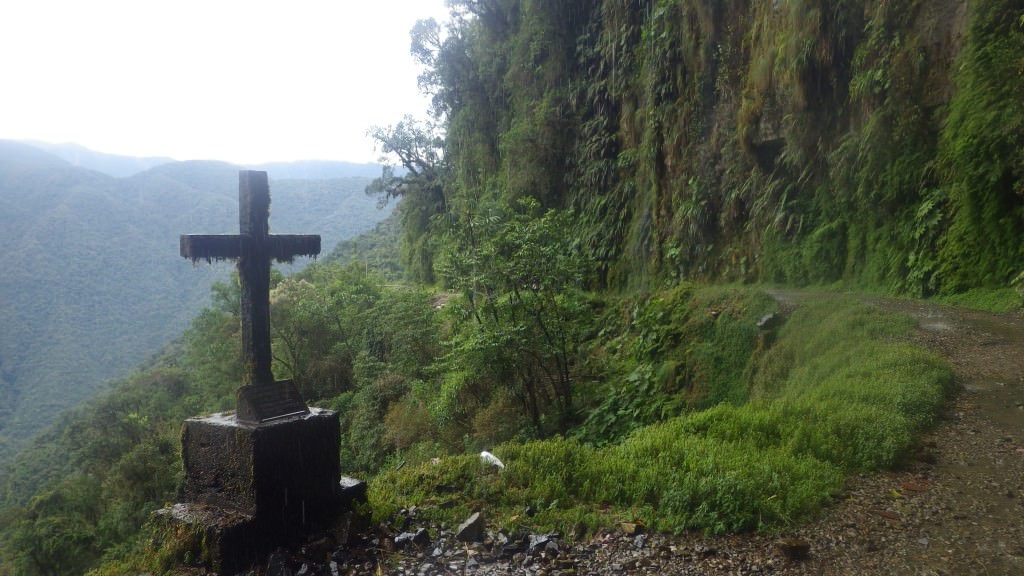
[156,503,258,576]
[181,407,341,537]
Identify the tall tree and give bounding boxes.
[367,117,449,283]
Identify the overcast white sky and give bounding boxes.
[0,0,449,164]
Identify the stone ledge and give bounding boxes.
[155,503,258,576]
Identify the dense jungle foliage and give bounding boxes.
[381,0,1022,295]
[0,0,1021,573]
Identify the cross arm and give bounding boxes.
[181,234,242,263]
[181,234,321,263]
[268,235,321,263]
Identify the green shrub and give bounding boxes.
[577,286,776,443]
[372,293,953,536]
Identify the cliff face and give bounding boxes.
[429,0,1023,294]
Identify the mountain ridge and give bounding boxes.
[20,139,384,179]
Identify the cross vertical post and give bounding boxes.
[239,171,274,386]
[180,170,320,422]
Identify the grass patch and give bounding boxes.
[370,293,953,537]
[931,287,1022,313]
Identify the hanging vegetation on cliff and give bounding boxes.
[378,0,1023,295]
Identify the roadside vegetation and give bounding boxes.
[0,262,953,575]
[370,295,952,537]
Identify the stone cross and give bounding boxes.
[180,170,320,422]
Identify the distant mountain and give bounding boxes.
[21,140,385,180]
[0,141,391,463]
[21,141,175,177]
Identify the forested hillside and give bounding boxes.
[381,0,1022,295]
[0,141,391,463]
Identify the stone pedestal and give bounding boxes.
[163,407,344,572]
[181,407,341,534]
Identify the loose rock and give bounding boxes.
[456,511,486,543]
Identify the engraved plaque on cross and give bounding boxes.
[180,170,320,424]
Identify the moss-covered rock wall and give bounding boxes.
[430,0,1023,294]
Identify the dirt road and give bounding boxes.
[799,297,1024,575]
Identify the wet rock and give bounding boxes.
[456,511,486,542]
[394,507,416,530]
[395,528,431,549]
[267,551,293,576]
[528,533,556,555]
[695,544,717,557]
[467,541,490,560]
[500,537,528,558]
[777,537,811,560]
[338,476,367,507]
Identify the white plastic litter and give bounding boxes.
[480,450,505,469]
